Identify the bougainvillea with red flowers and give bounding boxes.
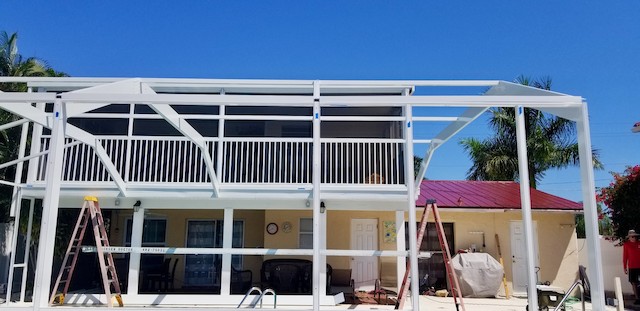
[597,165,640,241]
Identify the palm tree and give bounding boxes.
[459,76,603,188]
[0,32,73,288]
[0,31,67,222]
[0,31,55,91]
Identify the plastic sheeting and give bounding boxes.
[451,252,503,298]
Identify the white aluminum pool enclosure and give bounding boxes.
[0,78,604,311]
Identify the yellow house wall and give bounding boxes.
[108,208,578,293]
[264,209,579,293]
[109,209,265,287]
[264,210,400,287]
[432,210,579,294]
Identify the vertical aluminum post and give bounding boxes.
[123,103,135,184]
[26,92,44,183]
[220,208,234,295]
[5,195,21,304]
[5,195,35,304]
[6,117,28,299]
[32,99,65,309]
[576,103,605,310]
[9,87,31,217]
[216,91,226,178]
[514,106,538,311]
[19,198,35,302]
[319,206,327,300]
[20,90,43,303]
[396,211,406,293]
[312,81,321,310]
[404,102,420,311]
[127,207,145,295]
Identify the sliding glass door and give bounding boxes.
[184,220,244,287]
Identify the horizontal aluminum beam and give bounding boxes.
[0,92,56,102]
[321,95,583,107]
[0,76,501,87]
[46,111,476,123]
[82,246,420,257]
[0,118,28,131]
[55,93,583,108]
[412,116,464,122]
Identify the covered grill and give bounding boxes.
[451,253,504,298]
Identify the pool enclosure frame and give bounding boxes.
[0,78,604,311]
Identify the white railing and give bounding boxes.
[113,138,215,183]
[38,138,113,182]
[321,139,404,185]
[36,137,405,186]
[220,138,312,184]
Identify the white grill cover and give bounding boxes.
[451,253,503,298]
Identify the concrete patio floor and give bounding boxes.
[3,294,638,311]
[412,295,626,311]
[336,295,629,311]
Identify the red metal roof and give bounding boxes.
[416,180,582,210]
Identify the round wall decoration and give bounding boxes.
[266,222,279,235]
[282,221,292,233]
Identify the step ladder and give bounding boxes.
[395,200,465,311]
[49,196,123,307]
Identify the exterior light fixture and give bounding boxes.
[320,201,326,213]
[133,200,142,212]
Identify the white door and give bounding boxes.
[510,221,540,295]
[351,219,378,291]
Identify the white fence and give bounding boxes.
[577,237,634,294]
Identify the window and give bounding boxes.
[405,222,454,291]
[281,123,312,138]
[225,121,265,137]
[124,218,167,271]
[124,218,167,246]
[133,119,181,136]
[299,218,313,249]
[68,118,129,135]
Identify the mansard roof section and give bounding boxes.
[485,80,572,96]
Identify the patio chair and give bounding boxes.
[297,262,332,294]
[231,266,253,294]
[164,258,179,291]
[268,264,302,293]
[145,257,171,292]
[330,269,354,298]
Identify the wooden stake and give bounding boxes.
[495,234,510,299]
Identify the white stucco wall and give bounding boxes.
[577,237,634,294]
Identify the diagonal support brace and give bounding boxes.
[94,140,128,197]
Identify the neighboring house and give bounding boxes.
[0,78,603,311]
[415,180,582,296]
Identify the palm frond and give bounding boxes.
[459,75,602,188]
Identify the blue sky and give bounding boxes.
[2,1,639,202]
